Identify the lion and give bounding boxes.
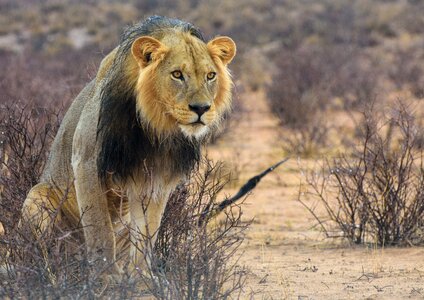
[19,16,236,281]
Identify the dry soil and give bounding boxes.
[208,90,424,300]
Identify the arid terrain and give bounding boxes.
[1,0,424,299]
[209,90,424,299]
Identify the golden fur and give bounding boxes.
[19,16,236,282]
[129,33,234,138]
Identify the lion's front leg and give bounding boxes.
[73,160,122,280]
[72,102,122,281]
[128,196,168,272]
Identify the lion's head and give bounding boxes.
[127,18,236,139]
[97,16,236,185]
[99,16,236,141]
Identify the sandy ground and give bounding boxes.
[208,90,424,299]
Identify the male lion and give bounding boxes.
[20,16,236,281]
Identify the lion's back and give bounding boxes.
[40,80,96,188]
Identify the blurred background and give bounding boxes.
[1,1,424,297]
[1,0,424,155]
[1,0,423,107]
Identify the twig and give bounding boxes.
[373,285,393,292]
[321,281,329,289]
[258,273,269,284]
[198,157,290,226]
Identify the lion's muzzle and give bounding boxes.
[188,103,211,117]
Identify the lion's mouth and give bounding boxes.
[180,119,206,126]
[179,121,209,139]
[190,120,206,126]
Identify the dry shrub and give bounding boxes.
[0,104,61,232]
[0,48,100,108]
[267,46,331,128]
[300,103,424,246]
[413,119,424,150]
[281,117,331,157]
[0,102,248,298]
[267,44,379,117]
[388,45,424,98]
[148,159,248,299]
[331,54,379,109]
[266,43,379,156]
[266,46,336,155]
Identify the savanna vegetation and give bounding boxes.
[1,0,423,298]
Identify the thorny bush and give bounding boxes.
[300,103,424,246]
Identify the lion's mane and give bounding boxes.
[96,16,207,186]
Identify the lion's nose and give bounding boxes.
[189,104,211,117]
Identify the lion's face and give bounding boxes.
[131,31,236,139]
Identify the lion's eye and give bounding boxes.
[206,72,216,81]
[171,70,184,80]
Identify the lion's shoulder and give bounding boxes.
[96,48,119,85]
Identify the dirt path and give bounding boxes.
[208,90,424,299]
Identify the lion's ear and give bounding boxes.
[131,36,168,67]
[207,36,236,65]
